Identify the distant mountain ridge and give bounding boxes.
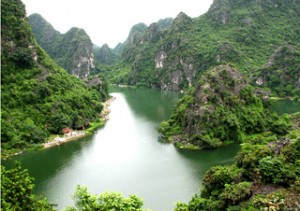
[157,0,300,151]
[29,13,95,78]
[93,44,120,65]
[111,0,300,97]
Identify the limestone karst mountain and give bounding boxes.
[112,0,299,97]
[1,0,108,151]
[29,14,95,78]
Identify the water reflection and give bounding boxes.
[2,88,239,211]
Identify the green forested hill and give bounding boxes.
[157,1,300,208]
[157,0,300,149]
[112,0,300,97]
[94,44,120,65]
[159,65,291,149]
[175,130,300,210]
[28,13,61,59]
[1,0,108,152]
[28,14,96,78]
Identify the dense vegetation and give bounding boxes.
[175,124,300,210]
[107,0,300,98]
[1,163,55,210]
[1,163,146,211]
[255,45,300,97]
[159,65,289,149]
[29,14,95,78]
[1,0,108,154]
[116,1,299,207]
[93,44,120,65]
[2,0,299,210]
[65,186,145,211]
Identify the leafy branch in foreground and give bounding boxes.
[65,185,147,211]
[1,163,55,211]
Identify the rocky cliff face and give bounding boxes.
[58,27,95,78]
[114,0,300,96]
[29,14,95,78]
[159,65,278,149]
[256,44,300,97]
[126,23,148,45]
[119,13,196,90]
[28,13,62,57]
[1,0,107,150]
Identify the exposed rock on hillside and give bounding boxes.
[29,14,95,78]
[256,44,300,97]
[126,23,148,45]
[112,0,299,97]
[159,65,279,149]
[1,0,107,151]
[170,12,192,32]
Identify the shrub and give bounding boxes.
[175,196,222,211]
[220,182,252,206]
[236,143,273,178]
[191,134,222,149]
[65,185,144,211]
[258,156,284,184]
[281,140,300,163]
[202,165,243,197]
[1,163,54,210]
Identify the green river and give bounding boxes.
[4,87,256,210]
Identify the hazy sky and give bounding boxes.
[22,0,213,48]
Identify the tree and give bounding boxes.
[1,163,55,210]
[65,185,145,211]
[48,112,72,134]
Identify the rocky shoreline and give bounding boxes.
[43,131,87,148]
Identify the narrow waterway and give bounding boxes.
[3,87,240,211]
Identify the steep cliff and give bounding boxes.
[27,13,62,58]
[112,0,300,97]
[57,27,95,78]
[256,44,300,97]
[159,65,285,149]
[29,14,95,78]
[1,0,107,151]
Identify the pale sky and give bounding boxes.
[22,0,213,48]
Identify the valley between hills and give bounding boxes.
[1,0,300,210]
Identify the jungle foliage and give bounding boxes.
[2,0,300,210]
[1,164,147,211]
[108,0,300,97]
[159,65,290,149]
[65,186,146,211]
[1,163,55,210]
[175,132,300,210]
[1,0,108,153]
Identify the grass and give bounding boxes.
[85,120,106,135]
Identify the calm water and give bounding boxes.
[270,99,300,115]
[3,87,240,211]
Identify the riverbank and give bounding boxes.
[44,131,87,148]
[43,96,116,149]
[1,97,116,159]
[99,96,115,121]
